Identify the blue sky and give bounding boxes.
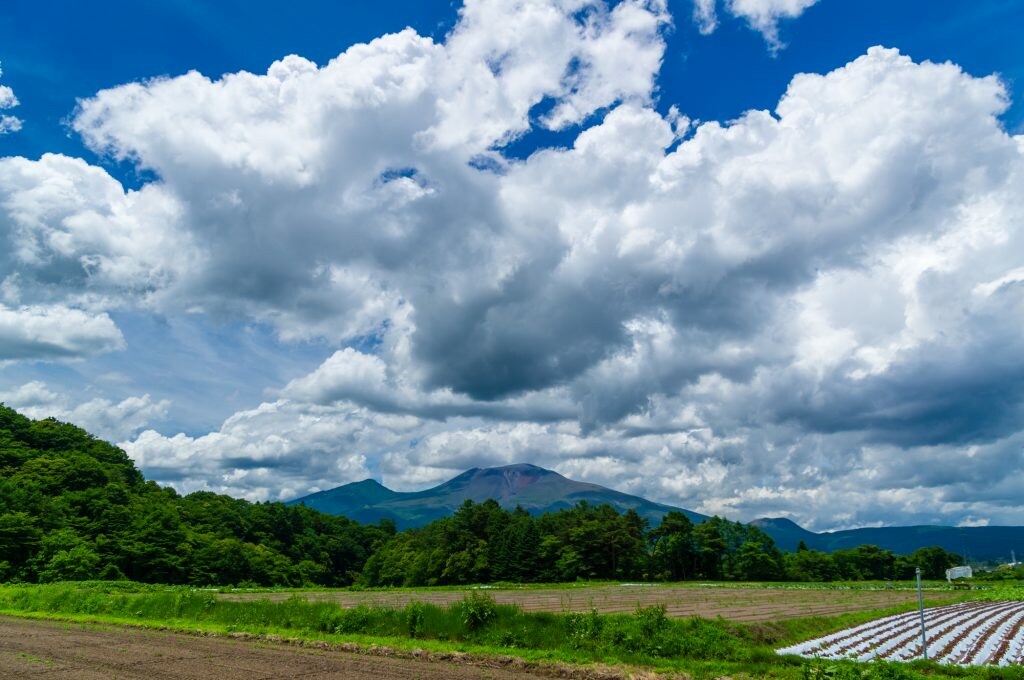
[4,1,1022,172]
[1,0,1023,530]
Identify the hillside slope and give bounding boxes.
[289,463,708,529]
[0,405,386,586]
[294,464,1024,562]
[751,517,1024,563]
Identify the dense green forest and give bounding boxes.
[0,405,961,587]
[0,405,391,586]
[359,499,962,586]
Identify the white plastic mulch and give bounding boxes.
[776,600,1024,666]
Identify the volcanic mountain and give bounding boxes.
[287,463,707,529]
[290,464,1024,562]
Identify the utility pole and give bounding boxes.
[916,567,928,660]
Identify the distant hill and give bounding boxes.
[748,517,819,549]
[292,463,1024,562]
[751,518,1024,563]
[288,463,708,529]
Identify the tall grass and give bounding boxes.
[0,582,742,664]
[2,582,1023,679]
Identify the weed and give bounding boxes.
[459,591,497,631]
[2,582,1023,679]
[566,608,602,649]
[405,601,426,638]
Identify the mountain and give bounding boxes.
[756,521,1024,563]
[292,463,1024,562]
[288,463,708,529]
[749,517,819,549]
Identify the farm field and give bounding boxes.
[0,615,551,680]
[221,582,962,622]
[778,599,1024,666]
[2,581,1022,678]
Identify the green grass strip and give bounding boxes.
[1,582,1023,679]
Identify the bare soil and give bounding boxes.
[222,585,960,622]
[0,615,555,680]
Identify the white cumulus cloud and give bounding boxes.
[0,304,125,361]
[0,64,22,134]
[0,0,1022,530]
[0,381,168,441]
[693,0,820,50]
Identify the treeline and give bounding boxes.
[360,498,962,586]
[0,405,961,587]
[0,406,392,586]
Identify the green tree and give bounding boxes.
[784,548,839,581]
[38,543,101,582]
[649,511,696,581]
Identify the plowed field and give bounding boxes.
[777,600,1024,666]
[221,584,960,622]
[0,615,552,679]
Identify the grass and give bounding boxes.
[0,581,1021,679]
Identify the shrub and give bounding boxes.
[316,606,346,633]
[460,591,497,631]
[405,601,426,638]
[566,608,603,649]
[334,604,373,634]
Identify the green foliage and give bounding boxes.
[6,583,1024,677]
[0,405,389,587]
[566,608,603,649]
[896,546,962,580]
[459,591,498,630]
[0,404,980,592]
[975,564,1024,581]
[405,600,427,637]
[811,545,963,582]
[786,548,841,581]
[0,582,750,665]
[801,658,923,679]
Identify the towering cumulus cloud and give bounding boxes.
[1,1,1022,529]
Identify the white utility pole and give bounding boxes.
[916,567,928,660]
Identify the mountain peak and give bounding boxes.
[436,463,563,499]
[453,463,556,478]
[350,478,388,489]
[289,462,705,529]
[750,517,808,531]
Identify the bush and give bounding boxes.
[460,591,497,631]
[334,604,373,634]
[316,606,346,633]
[624,604,676,656]
[634,603,669,637]
[566,607,603,649]
[405,601,426,638]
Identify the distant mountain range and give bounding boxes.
[750,517,1024,563]
[288,463,1024,563]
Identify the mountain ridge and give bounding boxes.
[289,464,1024,562]
[288,463,708,529]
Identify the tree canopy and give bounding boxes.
[0,405,962,586]
[0,405,391,586]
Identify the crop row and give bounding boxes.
[777,600,1024,666]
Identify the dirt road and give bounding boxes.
[0,616,551,680]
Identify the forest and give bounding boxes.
[0,405,962,587]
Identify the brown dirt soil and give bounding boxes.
[0,615,569,680]
[221,585,960,622]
